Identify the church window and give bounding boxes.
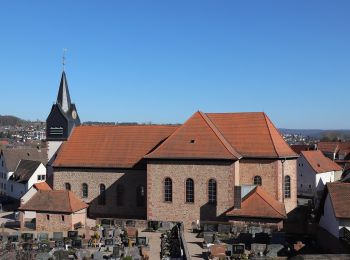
[65,183,71,191]
[164,178,172,202]
[254,176,262,186]
[116,184,124,206]
[208,179,217,204]
[186,178,194,203]
[99,184,106,205]
[82,183,88,198]
[285,175,291,198]
[136,185,146,207]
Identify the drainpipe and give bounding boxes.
[281,158,286,203]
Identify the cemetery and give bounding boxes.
[0,219,190,260]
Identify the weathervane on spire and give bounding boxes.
[62,48,67,71]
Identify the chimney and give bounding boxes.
[234,186,242,209]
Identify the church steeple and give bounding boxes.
[46,69,80,142]
[56,71,71,113]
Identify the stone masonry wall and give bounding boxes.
[239,159,278,198]
[53,169,147,219]
[147,160,237,227]
[36,212,72,232]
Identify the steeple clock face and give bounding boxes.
[72,110,77,119]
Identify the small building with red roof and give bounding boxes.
[19,189,88,233]
[297,150,342,204]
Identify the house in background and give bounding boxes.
[0,147,47,196]
[19,190,88,234]
[317,141,350,168]
[319,182,350,242]
[297,150,342,205]
[7,160,47,200]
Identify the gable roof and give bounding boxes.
[146,112,297,160]
[327,182,350,219]
[318,141,350,156]
[53,125,177,168]
[33,182,52,191]
[1,148,47,172]
[301,150,342,173]
[19,190,88,213]
[225,186,287,219]
[146,112,241,160]
[9,160,42,184]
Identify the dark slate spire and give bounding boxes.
[56,71,71,113]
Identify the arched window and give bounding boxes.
[253,176,262,186]
[136,185,146,207]
[116,184,124,206]
[164,178,172,202]
[208,179,217,204]
[65,183,71,191]
[285,175,291,198]
[186,178,194,203]
[82,183,88,198]
[99,184,106,205]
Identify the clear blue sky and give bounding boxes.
[0,1,349,129]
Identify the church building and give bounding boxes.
[47,71,298,227]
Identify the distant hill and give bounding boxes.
[279,128,350,141]
[0,115,26,126]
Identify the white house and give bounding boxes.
[297,150,342,204]
[319,182,350,240]
[7,160,46,200]
[0,147,47,196]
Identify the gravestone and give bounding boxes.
[68,231,78,239]
[218,224,231,233]
[266,244,284,257]
[251,243,266,254]
[8,235,19,242]
[203,232,214,244]
[52,232,63,241]
[235,233,252,250]
[38,233,49,242]
[21,233,34,242]
[271,232,286,244]
[254,232,270,244]
[105,238,114,246]
[136,237,147,246]
[232,243,245,255]
[113,246,122,258]
[55,240,65,248]
[72,239,82,248]
[38,242,50,252]
[126,220,136,227]
[204,223,217,232]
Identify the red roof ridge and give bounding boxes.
[199,111,242,159]
[254,186,286,218]
[263,113,279,158]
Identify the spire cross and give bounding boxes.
[62,48,67,71]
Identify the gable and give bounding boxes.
[145,112,238,160]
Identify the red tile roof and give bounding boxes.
[53,125,177,168]
[19,190,88,213]
[301,150,342,173]
[146,112,297,160]
[318,141,350,156]
[290,144,315,155]
[33,182,52,191]
[226,186,287,219]
[327,182,350,219]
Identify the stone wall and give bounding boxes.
[36,212,72,232]
[53,168,147,219]
[147,160,237,227]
